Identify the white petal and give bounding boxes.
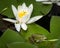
[20,4,33,23]
[18,3,28,11]
[18,5,21,11]
[15,23,21,32]
[18,3,28,12]
[21,23,27,30]
[17,3,29,23]
[3,18,17,23]
[27,15,43,24]
[24,4,33,22]
[29,4,33,14]
[42,2,52,4]
[21,16,28,23]
[18,3,26,11]
[12,5,18,20]
[28,4,33,17]
[22,3,27,8]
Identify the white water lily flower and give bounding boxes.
[3,3,43,32]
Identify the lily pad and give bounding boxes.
[0,38,7,48]
[37,16,60,48]
[20,23,49,40]
[8,42,37,48]
[50,16,60,39]
[0,29,25,44]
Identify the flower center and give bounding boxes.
[18,11,27,18]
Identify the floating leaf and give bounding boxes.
[0,29,25,44]
[0,38,7,48]
[50,16,60,39]
[8,42,37,48]
[20,23,49,40]
[55,39,60,48]
[37,16,60,48]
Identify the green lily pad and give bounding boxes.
[50,16,60,39]
[20,16,60,48]
[0,38,7,48]
[55,39,60,48]
[0,29,25,48]
[0,29,25,44]
[20,23,49,40]
[40,4,52,15]
[8,42,37,48]
[37,16,60,48]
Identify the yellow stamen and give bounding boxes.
[18,11,27,18]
